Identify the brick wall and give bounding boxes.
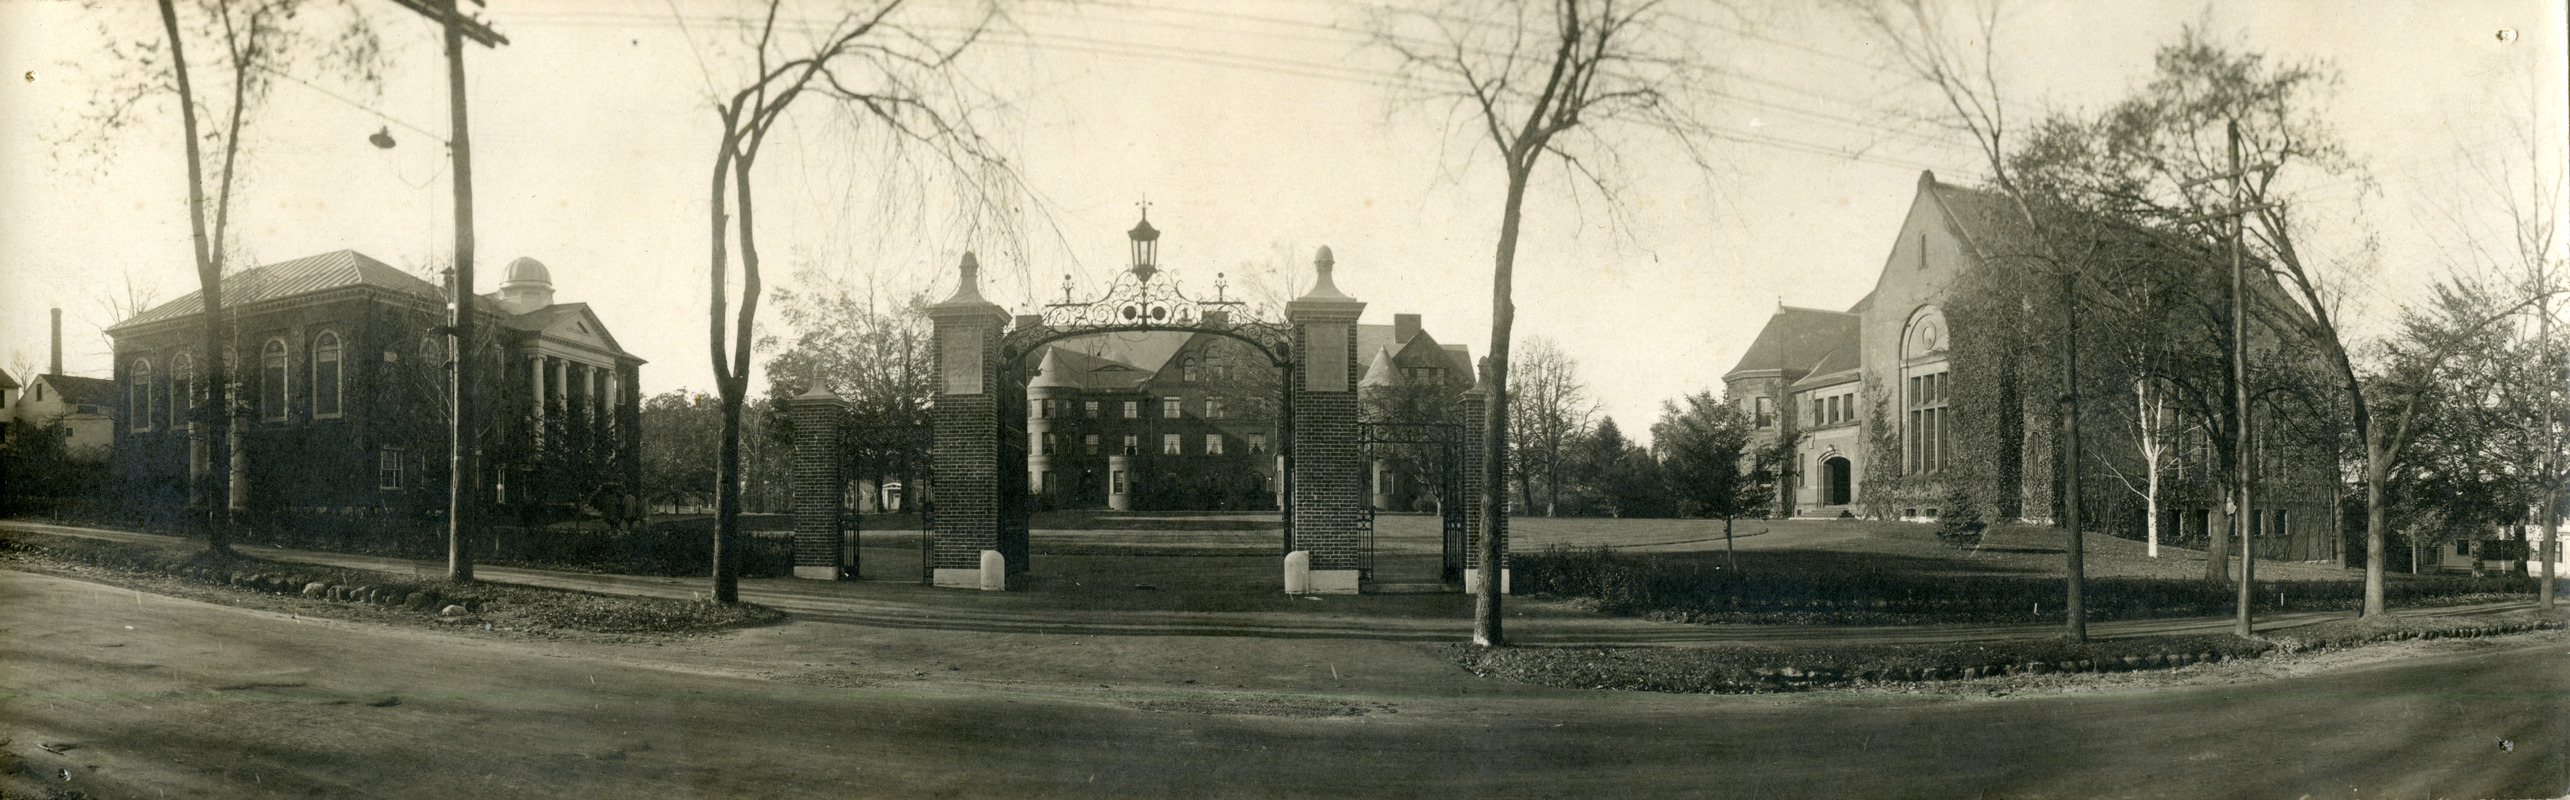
[930,287,1011,574]
[790,392,845,571]
[1287,302,1365,572]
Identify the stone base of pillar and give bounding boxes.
[792,565,840,580]
[932,568,983,589]
[1464,568,1512,595]
[1305,569,1361,594]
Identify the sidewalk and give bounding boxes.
[1,519,2536,646]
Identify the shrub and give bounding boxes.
[1514,545,2534,625]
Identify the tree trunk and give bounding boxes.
[712,394,743,602]
[2542,497,2557,612]
[2365,443,2390,615]
[157,0,232,553]
[1474,163,1530,649]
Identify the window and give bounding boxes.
[1042,433,1056,455]
[379,446,404,489]
[1183,357,1202,382]
[1908,369,1950,474]
[1085,400,1099,417]
[1248,433,1267,454]
[1084,434,1099,455]
[1123,400,1140,418]
[171,354,193,431]
[1163,433,1183,454]
[1030,399,1044,419]
[1205,398,1225,419]
[261,339,288,421]
[313,331,343,418]
[1122,434,1139,455]
[129,358,154,431]
[1204,434,1224,455]
[1753,396,1773,428]
[1112,470,1127,494]
[1163,396,1182,419]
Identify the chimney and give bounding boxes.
[50,307,62,377]
[1393,313,1421,344]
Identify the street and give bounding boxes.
[4,568,2562,799]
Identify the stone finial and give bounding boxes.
[932,251,1004,316]
[1297,245,1353,302]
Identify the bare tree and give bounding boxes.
[2424,66,2568,610]
[94,0,382,551]
[1508,336,1595,516]
[1378,0,1723,647]
[699,0,1025,603]
[2095,376,2175,558]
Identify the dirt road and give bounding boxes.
[5,568,2562,799]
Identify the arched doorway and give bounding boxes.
[1824,456,1853,506]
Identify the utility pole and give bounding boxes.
[386,0,505,582]
[2229,119,2257,639]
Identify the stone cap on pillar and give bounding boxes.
[930,252,1011,324]
[794,383,848,408]
[1467,355,1494,396]
[1286,245,1364,320]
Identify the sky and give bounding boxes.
[3,0,2563,445]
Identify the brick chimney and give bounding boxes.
[50,307,62,377]
[1393,313,1421,344]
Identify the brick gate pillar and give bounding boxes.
[929,253,1015,589]
[1459,361,1509,593]
[1285,246,1366,594]
[790,385,848,580]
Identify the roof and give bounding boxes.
[1722,306,1859,381]
[0,367,16,391]
[34,375,118,406]
[109,250,443,332]
[1027,345,1155,391]
[1355,323,1473,376]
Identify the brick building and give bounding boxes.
[104,250,645,518]
[1018,311,1469,513]
[1726,172,2339,561]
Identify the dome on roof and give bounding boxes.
[496,256,558,314]
[502,256,552,289]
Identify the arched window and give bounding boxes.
[129,358,154,431]
[1182,356,1202,382]
[171,354,194,431]
[261,339,289,421]
[313,331,344,418]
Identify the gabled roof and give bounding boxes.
[1355,323,1474,377]
[1044,331,1193,376]
[33,375,118,406]
[501,301,642,362]
[1722,306,1859,381]
[108,250,442,332]
[0,367,17,391]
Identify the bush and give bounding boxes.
[1515,545,2535,625]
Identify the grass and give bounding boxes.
[1453,611,2563,694]
[0,529,785,637]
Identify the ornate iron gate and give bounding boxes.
[1357,421,1467,585]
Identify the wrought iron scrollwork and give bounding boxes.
[1001,268,1293,364]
